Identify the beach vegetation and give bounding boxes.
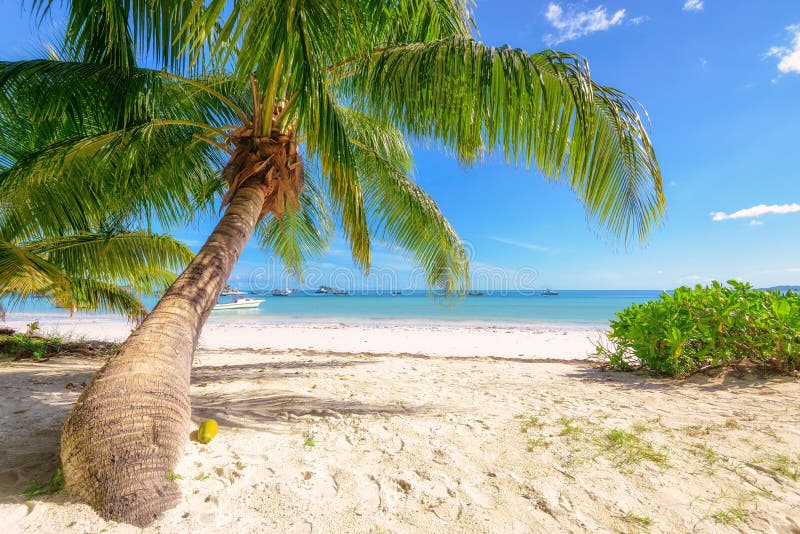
[0,332,62,360]
[22,468,64,498]
[597,429,668,468]
[724,418,741,430]
[598,281,800,376]
[2,0,664,525]
[770,454,799,481]
[622,511,653,529]
[691,444,721,467]
[526,437,548,451]
[519,415,544,433]
[752,484,781,502]
[711,507,747,525]
[557,416,583,438]
[0,332,117,362]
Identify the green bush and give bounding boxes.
[0,333,63,360]
[598,281,800,376]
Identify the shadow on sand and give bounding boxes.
[562,363,798,393]
[0,354,413,502]
[190,357,372,383]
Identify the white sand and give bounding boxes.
[3,313,602,360]
[2,317,799,533]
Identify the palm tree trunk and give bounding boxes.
[60,179,268,527]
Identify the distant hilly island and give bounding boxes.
[764,285,800,291]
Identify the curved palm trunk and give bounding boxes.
[60,180,267,527]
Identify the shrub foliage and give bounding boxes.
[599,281,800,376]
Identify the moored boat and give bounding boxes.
[212,297,264,310]
[272,289,293,296]
[220,284,245,296]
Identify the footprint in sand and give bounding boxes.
[356,474,382,513]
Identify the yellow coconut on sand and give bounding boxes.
[197,419,218,444]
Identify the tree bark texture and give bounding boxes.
[60,180,267,527]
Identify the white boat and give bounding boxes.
[213,297,264,310]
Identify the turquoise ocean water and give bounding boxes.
[7,290,663,328]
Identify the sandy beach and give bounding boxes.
[2,314,602,360]
[1,318,799,533]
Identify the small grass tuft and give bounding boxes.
[22,468,64,498]
[771,454,799,481]
[752,484,781,502]
[526,437,548,451]
[691,443,721,466]
[304,437,317,447]
[711,507,746,524]
[519,415,544,433]
[624,511,653,527]
[682,424,713,437]
[165,471,183,481]
[599,429,668,468]
[724,418,741,429]
[557,416,582,438]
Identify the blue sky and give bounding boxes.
[2,1,799,290]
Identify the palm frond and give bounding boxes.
[1,228,191,319]
[0,239,66,296]
[340,38,664,243]
[27,231,193,285]
[28,0,197,70]
[52,277,147,321]
[340,107,469,293]
[256,171,333,278]
[0,59,240,238]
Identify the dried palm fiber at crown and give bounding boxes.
[223,126,305,221]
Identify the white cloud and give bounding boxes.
[759,267,800,274]
[544,3,626,45]
[683,0,703,12]
[768,25,800,74]
[491,237,549,252]
[630,16,649,26]
[710,203,800,221]
[749,220,764,226]
[680,274,714,284]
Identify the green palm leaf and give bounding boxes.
[340,106,469,292]
[51,277,148,321]
[27,230,193,287]
[339,38,664,243]
[256,171,333,278]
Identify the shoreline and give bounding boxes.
[1,312,604,360]
[3,308,608,330]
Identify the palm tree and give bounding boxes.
[4,0,665,526]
